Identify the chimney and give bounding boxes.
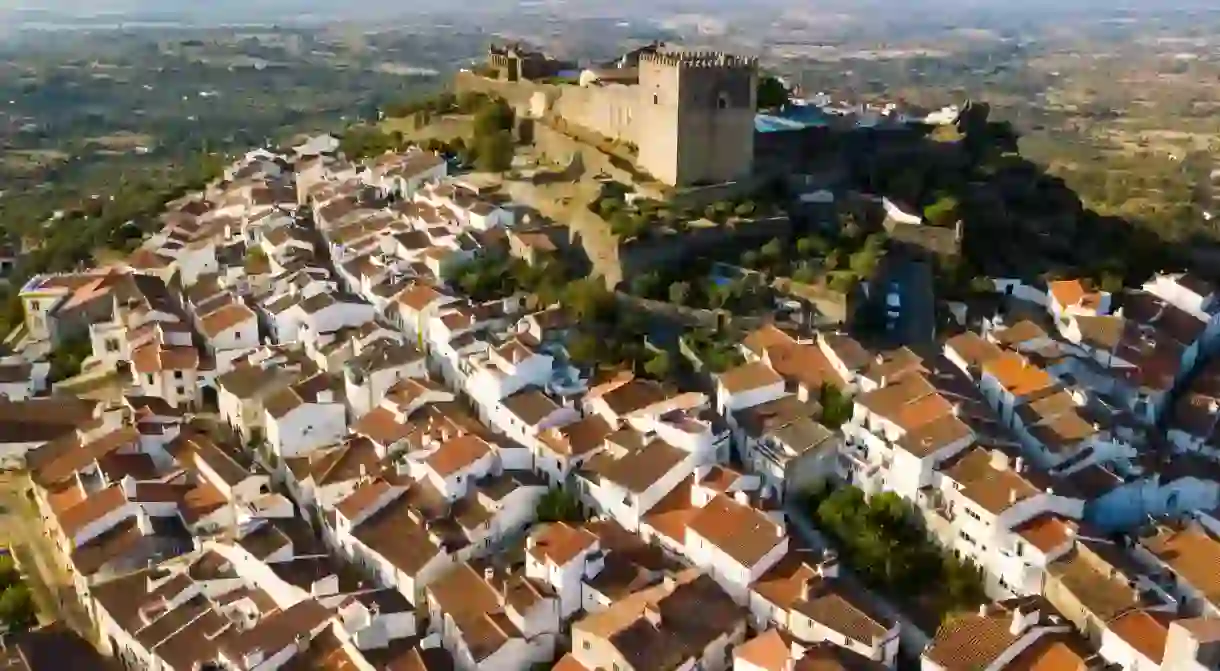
[817,553,840,578]
[800,577,815,603]
[1009,604,1038,636]
[643,605,662,627]
[990,450,1010,471]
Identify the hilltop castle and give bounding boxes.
[486,44,759,188]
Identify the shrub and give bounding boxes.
[536,487,585,523]
[0,584,35,631]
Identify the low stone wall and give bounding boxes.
[773,278,852,325]
[453,71,556,110]
[666,177,770,211]
[617,215,794,285]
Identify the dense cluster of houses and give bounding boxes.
[711,272,1220,669]
[5,137,1220,671]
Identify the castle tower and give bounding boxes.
[634,50,758,187]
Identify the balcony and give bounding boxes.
[920,489,955,523]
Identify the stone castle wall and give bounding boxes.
[454,71,554,110]
[553,85,637,143]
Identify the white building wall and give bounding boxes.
[266,404,347,459]
[1099,626,1161,671]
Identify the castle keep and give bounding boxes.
[488,45,759,187]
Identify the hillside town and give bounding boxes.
[3,43,1220,671]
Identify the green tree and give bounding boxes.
[757,75,790,110]
[48,334,91,383]
[565,332,600,367]
[0,556,17,592]
[796,235,830,258]
[473,97,514,137]
[740,250,760,268]
[536,487,585,523]
[609,211,638,238]
[668,281,691,306]
[924,194,960,227]
[457,91,490,113]
[849,247,881,278]
[1099,270,1125,294]
[0,584,35,631]
[819,383,853,429]
[475,130,514,173]
[760,238,784,261]
[562,279,615,324]
[598,198,624,219]
[792,263,818,284]
[839,210,864,240]
[630,271,662,297]
[643,351,671,380]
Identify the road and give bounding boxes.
[0,472,98,642]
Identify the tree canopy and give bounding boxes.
[757,75,790,110]
[809,486,985,622]
[536,487,585,523]
[475,130,514,173]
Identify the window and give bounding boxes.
[29,301,39,311]
[176,387,186,396]
[717,92,730,109]
[146,374,155,385]
[582,641,590,651]
[652,93,659,105]
[174,370,184,380]
[105,339,120,353]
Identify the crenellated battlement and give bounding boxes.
[638,50,758,70]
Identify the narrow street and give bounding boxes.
[0,472,99,643]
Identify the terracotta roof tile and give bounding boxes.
[735,629,790,671]
[717,361,785,394]
[501,389,561,427]
[1014,514,1074,554]
[1140,524,1220,606]
[686,494,784,568]
[538,414,612,457]
[200,303,256,337]
[57,485,129,538]
[425,434,493,478]
[1107,609,1172,664]
[528,522,598,567]
[925,604,1023,670]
